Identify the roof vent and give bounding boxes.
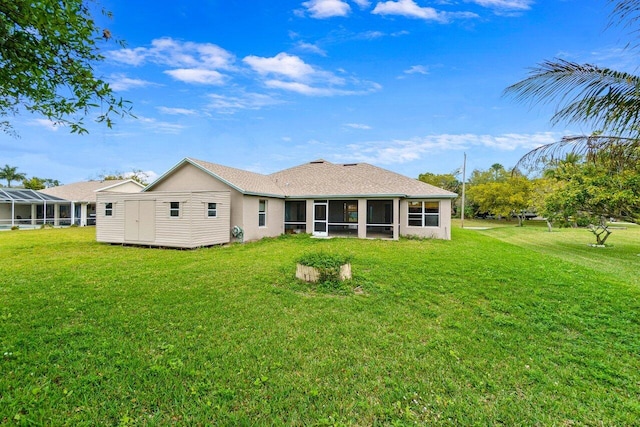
[310,159,326,164]
[343,163,358,167]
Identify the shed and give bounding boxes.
[96,190,231,248]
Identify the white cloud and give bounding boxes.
[372,0,446,21]
[344,123,372,129]
[29,119,60,132]
[108,74,155,91]
[264,80,335,96]
[108,38,235,69]
[265,79,380,96]
[108,38,234,86]
[372,0,478,22]
[404,65,429,75]
[243,52,380,96]
[137,116,185,134]
[342,132,559,165]
[164,68,226,85]
[243,53,315,80]
[157,107,197,115]
[470,0,532,10]
[107,47,148,66]
[302,0,351,18]
[357,30,386,39]
[207,92,283,113]
[352,0,371,7]
[295,42,327,56]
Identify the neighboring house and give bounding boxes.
[0,188,68,229]
[96,158,457,248]
[41,179,145,226]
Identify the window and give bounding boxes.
[408,201,439,227]
[105,202,113,217]
[284,201,306,233]
[170,202,180,217]
[258,199,267,227]
[207,202,217,218]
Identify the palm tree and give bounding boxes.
[0,164,27,187]
[489,163,504,181]
[504,0,640,169]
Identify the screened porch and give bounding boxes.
[0,188,72,229]
[285,199,398,239]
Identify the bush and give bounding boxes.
[297,252,351,285]
[11,225,19,230]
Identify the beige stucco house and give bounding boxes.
[96,158,457,248]
[41,179,145,226]
[1,180,144,229]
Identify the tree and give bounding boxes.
[418,171,461,193]
[100,169,149,186]
[489,163,505,181]
[467,175,533,226]
[468,166,508,185]
[504,1,640,169]
[0,0,132,135]
[540,157,640,245]
[0,164,26,187]
[22,177,61,190]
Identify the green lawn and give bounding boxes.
[1,226,639,425]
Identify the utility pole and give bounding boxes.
[461,152,466,228]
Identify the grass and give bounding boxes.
[1,226,639,425]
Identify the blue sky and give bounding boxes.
[1,0,633,184]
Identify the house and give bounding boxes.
[96,158,457,248]
[0,188,69,229]
[40,179,145,226]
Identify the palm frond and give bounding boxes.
[514,135,640,170]
[609,0,640,33]
[504,59,640,136]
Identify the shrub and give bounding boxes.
[11,225,19,230]
[297,252,351,284]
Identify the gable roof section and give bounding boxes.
[270,160,457,198]
[40,179,144,203]
[145,158,457,199]
[145,158,285,197]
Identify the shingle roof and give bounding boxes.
[187,158,286,197]
[40,180,143,202]
[154,158,457,199]
[270,160,457,198]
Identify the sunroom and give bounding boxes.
[285,198,399,239]
[0,188,72,229]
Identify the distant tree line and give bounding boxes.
[0,164,60,189]
[0,165,150,190]
[419,151,640,245]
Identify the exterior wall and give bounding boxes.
[357,199,367,238]
[149,163,245,241]
[241,195,285,241]
[96,191,231,248]
[399,198,452,240]
[103,181,144,193]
